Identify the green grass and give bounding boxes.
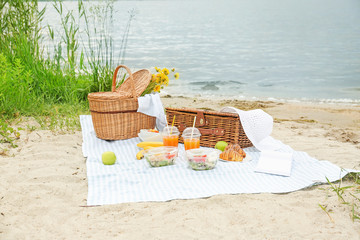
[319,173,360,222]
[318,203,334,222]
[0,0,133,148]
[0,120,22,149]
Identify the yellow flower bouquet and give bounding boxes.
[141,67,179,96]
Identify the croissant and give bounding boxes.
[221,144,246,161]
[220,150,244,162]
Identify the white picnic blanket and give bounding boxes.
[80,115,352,205]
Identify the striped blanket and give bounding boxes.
[80,115,350,205]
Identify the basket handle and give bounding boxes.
[112,65,136,98]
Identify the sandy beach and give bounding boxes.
[1,96,359,239]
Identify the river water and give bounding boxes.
[39,0,360,103]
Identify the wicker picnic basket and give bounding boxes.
[88,65,156,140]
[165,107,253,148]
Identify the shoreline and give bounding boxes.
[161,91,360,106]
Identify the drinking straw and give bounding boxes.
[191,116,197,139]
[165,115,170,135]
[170,115,176,134]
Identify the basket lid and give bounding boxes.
[87,65,152,101]
[88,91,132,100]
[116,69,151,97]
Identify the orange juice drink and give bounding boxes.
[163,134,179,147]
[182,127,201,151]
[161,126,180,147]
[184,138,200,150]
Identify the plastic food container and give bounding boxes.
[138,129,162,142]
[182,127,201,150]
[186,148,221,170]
[143,146,178,167]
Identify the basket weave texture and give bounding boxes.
[88,65,156,140]
[165,108,253,148]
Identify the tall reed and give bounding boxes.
[80,1,135,94]
[47,0,134,99]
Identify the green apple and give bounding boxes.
[214,141,228,152]
[102,151,116,165]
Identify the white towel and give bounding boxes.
[137,93,167,131]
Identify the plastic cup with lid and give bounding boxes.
[161,126,180,147]
[182,127,201,150]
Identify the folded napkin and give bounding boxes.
[255,150,293,176]
[220,107,282,151]
[137,93,167,131]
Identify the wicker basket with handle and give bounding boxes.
[88,65,156,140]
[165,107,253,148]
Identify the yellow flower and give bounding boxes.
[162,68,169,75]
[151,74,156,82]
[154,85,161,92]
[155,73,161,83]
[161,74,169,83]
[146,66,179,96]
[162,77,169,86]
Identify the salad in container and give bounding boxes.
[186,148,221,170]
[143,146,178,167]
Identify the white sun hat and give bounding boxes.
[220,107,282,151]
